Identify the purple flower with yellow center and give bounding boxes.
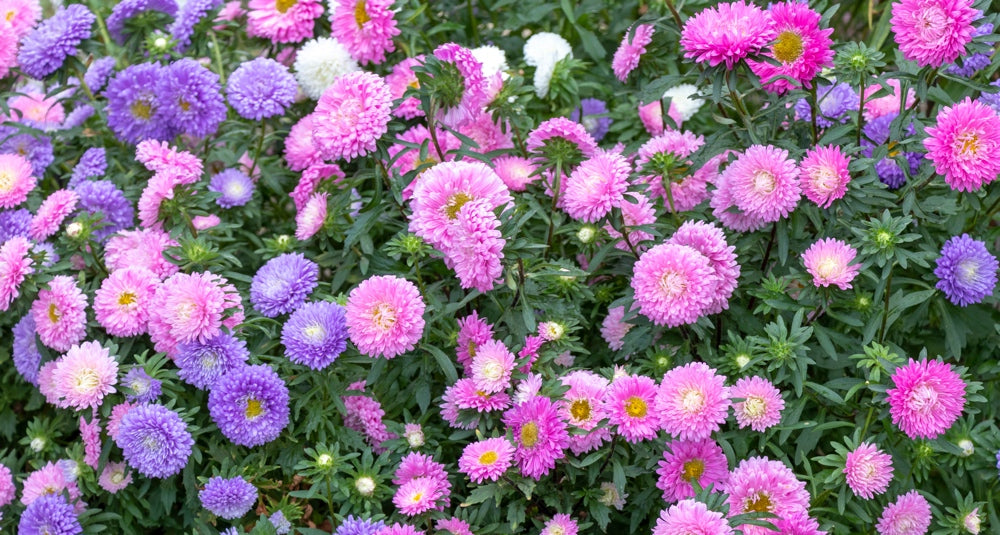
[208,364,290,447]
[122,368,162,403]
[105,63,176,144]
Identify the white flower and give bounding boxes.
[354,476,376,496]
[661,84,704,121]
[472,45,509,80]
[294,37,361,100]
[523,32,572,97]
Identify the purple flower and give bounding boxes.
[281,301,348,370]
[795,82,859,128]
[122,368,162,403]
[334,516,385,535]
[84,57,117,93]
[175,332,250,390]
[208,169,254,208]
[946,22,993,77]
[106,0,178,43]
[105,63,176,144]
[226,58,297,121]
[250,253,319,318]
[160,58,227,138]
[199,476,257,519]
[68,148,108,188]
[268,510,291,534]
[32,241,59,267]
[61,105,95,130]
[0,209,32,243]
[17,4,95,79]
[862,113,922,189]
[73,179,135,240]
[570,98,612,141]
[115,404,194,478]
[0,130,54,178]
[13,313,42,385]
[208,364,290,447]
[18,494,82,535]
[934,234,998,306]
[979,79,1000,113]
[168,0,222,52]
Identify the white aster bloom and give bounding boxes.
[294,37,361,99]
[523,32,572,97]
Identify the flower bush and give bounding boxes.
[0,0,999,533]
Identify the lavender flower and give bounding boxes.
[175,332,250,390]
[60,105,95,130]
[281,301,348,370]
[334,516,385,535]
[979,79,1000,113]
[570,98,612,141]
[208,364,290,447]
[168,0,222,52]
[794,82,859,128]
[250,253,319,318]
[73,179,135,240]
[226,58,298,121]
[160,58,227,138]
[17,5,95,79]
[199,476,257,519]
[123,368,162,403]
[68,147,107,188]
[0,131,54,178]
[18,494,81,535]
[268,511,291,534]
[934,234,998,306]
[114,404,194,478]
[106,0,178,43]
[0,209,32,243]
[13,314,42,385]
[209,169,254,208]
[105,63,176,144]
[84,57,117,93]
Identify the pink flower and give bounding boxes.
[680,1,776,68]
[800,145,851,208]
[0,236,34,312]
[470,339,514,393]
[435,517,473,535]
[493,155,539,192]
[0,20,15,80]
[37,361,61,406]
[802,238,861,290]
[247,0,322,43]
[864,79,915,121]
[291,163,345,210]
[8,91,65,128]
[600,306,632,351]
[456,311,494,373]
[94,267,160,337]
[147,271,244,355]
[343,383,393,451]
[563,150,631,223]
[458,437,515,484]
[51,341,118,410]
[923,97,1000,192]
[526,117,598,162]
[541,514,578,535]
[104,228,180,279]
[31,275,88,352]
[98,462,132,494]
[393,477,442,516]
[891,0,977,67]
[0,0,42,39]
[606,192,656,252]
[730,376,784,431]
[844,443,894,499]
[285,114,324,171]
[329,0,400,65]
[604,374,660,443]
[655,362,730,441]
[192,214,220,230]
[106,401,134,440]
[653,499,733,535]
[656,438,729,502]
[345,275,426,358]
[80,415,102,469]
[393,451,450,498]
[445,198,505,293]
[748,1,833,93]
[638,99,685,135]
[886,358,966,439]
[389,124,458,198]
[0,153,37,208]
[0,463,14,507]
[503,396,569,480]
[456,111,513,154]
[726,457,811,535]
[613,24,654,82]
[313,71,393,162]
[631,243,719,327]
[442,378,511,424]
[386,56,425,119]
[710,162,769,233]
[432,43,489,129]
[877,490,931,535]
[136,140,203,181]
[295,191,328,240]
[20,461,81,506]
[560,370,611,455]
[724,145,800,224]
[668,220,740,315]
[636,130,706,209]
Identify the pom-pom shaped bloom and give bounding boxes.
[431,43,489,128]
[604,374,660,443]
[656,362,730,441]
[891,0,976,67]
[748,1,833,93]
[0,236,33,312]
[335,516,385,535]
[730,376,784,431]
[147,271,244,355]
[51,341,118,410]
[667,220,740,315]
[724,144,800,223]
[16,4,94,79]
[105,63,174,144]
[208,169,254,208]
[681,1,776,68]
[175,332,250,389]
[374,523,424,535]
[456,311,493,372]
[800,145,851,208]
[330,0,399,65]
[447,198,506,293]
[98,462,132,494]
[247,0,322,43]
[802,238,861,290]
[294,37,361,99]
[653,499,733,535]
[251,253,319,318]
[393,477,444,516]
[631,243,719,327]
[563,150,631,223]
[104,228,179,279]
[31,275,88,352]
[600,306,632,352]
[613,24,654,82]
[0,464,12,507]
[344,383,394,450]
[726,457,811,535]
[345,275,426,359]
[0,154,37,209]
[924,97,1000,192]
[158,58,228,139]
[470,339,515,394]
[226,58,298,120]
[29,189,78,241]
[199,476,258,519]
[523,32,572,98]
[93,267,159,337]
[877,490,932,535]
[933,234,998,306]
[21,461,81,506]
[282,300,349,369]
[657,438,729,502]
[458,437,515,484]
[13,313,43,384]
[115,404,194,478]
[886,358,966,439]
[209,364,290,447]
[844,442,894,499]
[18,493,82,535]
[540,514,578,535]
[525,117,598,163]
[313,71,393,161]
[503,396,570,480]
[559,371,610,454]
[636,130,706,208]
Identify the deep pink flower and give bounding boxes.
[329,0,399,65]
[800,145,851,208]
[681,1,776,68]
[923,97,1000,192]
[247,0,323,43]
[604,374,660,443]
[146,271,244,355]
[726,457,811,535]
[636,130,706,210]
[748,1,833,93]
[891,0,977,67]
[631,243,719,327]
[653,499,733,535]
[285,114,324,171]
[31,275,88,352]
[290,163,344,211]
[313,71,393,162]
[393,477,443,516]
[455,311,494,373]
[655,362,730,441]
[94,267,160,337]
[458,437,515,484]
[51,340,118,410]
[802,238,861,290]
[446,198,505,293]
[886,358,966,439]
[20,461,81,506]
[0,153,37,208]
[525,117,598,162]
[0,236,34,311]
[730,376,784,431]
[80,415,102,468]
[668,220,740,314]
[605,192,656,252]
[877,490,932,535]
[656,438,729,502]
[494,155,539,192]
[0,0,42,39]
[541,514,578,535]
[613,23,654,82]
[503,396,569,480]
[560,370,611,455]
[432,43,488,128]
[844,442,894,499]
[345,275,426,358]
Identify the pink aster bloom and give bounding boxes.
[285,114,324,171]
[600,306,633,351]
[923,97,1000,192]
[94,266,160,337]
[654,499,733,535]
[493,155,539,192]
[844,442,894,499]
[0,236,34,311]
[80,415,102,469]
[638,99,685,135]
[560,370,611,454]
[657,438,729,502]
[389,124,457,194]
[613,23,654,82]
[136,173,178,229]
[458,437,515,484]
[393,451,450,491]
[0,463,14,507]
[376,524,425,535]
[526,117,599,162]
[31,275,88,352]
[343,384,393,451]
[636,130,706,208]
[748,1,833,93]
[668,220,740,315]
[726,457,811,535]
[291,163,345,210]
[877,490,932,535]
[0,153,37,208]
[146,271,244,355]
[0,20,15,79]
[9,91,65,128]
[710,164,769,233]
[37,360,60,405]
[393,477,442,516]
[886,358,966,439]
[503,396,570,480]
[457,111,513,154]
[631,243,719,327]
[136,140,203,181]
[802,238,861,290]
[51,341,118,410]
[864,79,916,121]
[106,401,134,440]
[730,376,784,431]
[443,200,505,293]
[724,145,800,223]
[470,339,515,394]
[104,228,180,279]
[606,192,656,252]
[656,362,731,441]
[386,56,425,119]
[891,0,977,67]
[681,1,777,68]
[296,191,328,240]
[541,514,578,535]
[442,378,511,429]
[191,214,220,230]
[604,374,660,443]
[98,462,132,494]
[456,311,494,373]
[21,461,81,506]
[247,0,322,43]
[432,43,488,128]
[329,0,400,65]
[800,145,851,208]
[345,274,426,358]
[435,517,473,535]
[1,0,42,39]
[563,150,631,223]
[313,71,393,162]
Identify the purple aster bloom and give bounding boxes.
[123,368,162,403]
[268,511,291,534]
[226,58,297,121]
[68,147,107,188]
[105,63,177,144]
[115,404,194,478]
[208,169,254,208]
[84,57,117,93]
[175,332,250,390]
[13,313,42,385]
[250,253,319,318]
[570,98,612,141]
[934,234,998,306]
[160,58,227,138]
[281,301,348,370]
[199,476,257,519]
[208,364,290,447]
[169,0,222,52]
[221,529,239,535]
[73,179,135,240]
[334,516,385,535]
[0,209,32,243]
[17,4,95,79]
[0,131,54,178]
[946,22,993,77]
[32,241,59,266]
[106,0,178,44]
[61,105,95,130]
[862,112,921,189]
[18,494,82,535]
[978,79,1000,113]
[794,82,859,128]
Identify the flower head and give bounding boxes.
[294,37,361,99]
[282,300,349,369]
[31,275,88,352]
[209,169,254,208]
[0,236,34,312]
[503,396,570,480]
[160,58,227,138]
[886,358,966,439]
[147,271,244,355]
[523,32,572,97]
[18,493,81,535]
[329,0,400,65]
[94,267,159,337]
[51,341,118,410]
[227,58,298,120]
[656,438,729,502]
[251,253,320,318]
[802,238,861,290]
[748,1,833,93]
[726,457,811,535]
[208,364,290,447]
[667,220,740,314]
[924,97,1000,192]
[844,443,894,499]
[800,145,851,208]
[605,374,660,443]
[681,1,776,68]
[0,153,38,210]
[653,499,733,535]
[877,490,932,535]
[631,243,719,327]
[98,462,132,494]
[656,362,730,441]
[105,63,175,144]
[563,150,631,223]
[541,514,578,535]
[313,71,393,161]
[934,234,998,306]
[345,275,425,358]
[613,24,654,82]
[200,476,258,520]
[730,376,784,431]
[458,437,515,484]
[115,404,194,478]
[17,4,94,79]
[724,144,800,223]
[247,0,322,43]
[891,0,977,67]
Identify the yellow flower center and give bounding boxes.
[624,396,647,418]
[744,492,773,513]
[354,0,369,28]
[275,0,297,13]
[444,192,472,219]
[467,341,477,357]
[681,459,704,482]
[752,170,777,194]
[743,396,766,419]
[569,399,591,422]
[815,257,841,281]
[658,270,687,298]
[5,10,14,21]
[520,421,539,447]
[410,491,423,502]
[118,291,137,306]
[887,140,901,158]
[47,302,62,324]
[478,450,499,465]
[371,302,397,331]
[245,398,264,419]
[110,472,125,484]
[0,170,12,192]
[179,98,191,112]
[773,30,804,64]
[130,100,152,120]
[956,131,980,157]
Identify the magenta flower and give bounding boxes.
[31,275,88,352]
[923,97,1000,192]
[146,271,244,356]
[724,144,800,224]
[246,0,322,43]
[656,438,729,502]
[329,0,399,65]
[877,490,932,535]
[886,358,966,439]
[631,243,719,327]
[560,370,611,455]
[29,189,78,241]
[891,0,976,67]
[313,71,393,162]
[655,362,730,441]
[604,374,660,443]
[680,1,776,68]
[0,236,34,312]
[844,442,894,499]
[612,23,654,82]
[802,238,861,290]
[94,267,160,337]
[502,396,569,480]
[345,275,426,359]
[726,457,811,535]
[667,220,741,315]
[458,437,515,484]
[470,339,515,394]
[0,152,37,209]
[748,1,833,93]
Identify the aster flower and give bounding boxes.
[503,396,570,480]
[891,0,976,67]
[169,0,224,52]
[51,341,118,410]
[345,275,426,359]
[562,150,631,223]
[877,490,932,535]
[281,300,349,369]
[727,457,811,535]
[861,113,922,189]
[98,462,132,494]
[335,516,385,535]
[159,58,227,138]
[934,234,998,306]
[122,368,161,403]
[8,91,66,128]
[748,1,833,93]
[469,339,515,393]
[80,415,102,468]
[802,238,861,290]
[799,145,851,208]
[250,253,319,318]
[613,24,654,82]
[17,4,94,79]
[730,376,784,431]
[0,130,53,178]
[924,97,1000,192]
[667,220,740,314]
[209,364,290,447]
[106,63,175,144]
[604,374,660,443]
[600,306,632,351]
[457,111,513,154]
[147,271,244,355]
[329,0,400,65]
[18,494,82,535]
[343,383,394,450]
[455,311,493,372]
[104,228,180,279]
[0,153,36,208]
[393,477,443,516]
[13,313,42,384]
[636,130,706,208]
[68,147,107,187]
[385,56,425,119]
[73,180,135,241]
[656,438,729,502]
[115,404,194,478]
[227,58,298,120]
[1,0,42,39]
[31,275,88,352]
[106,0,177,43]
[247,0,322,43]
[313,71,393,161]
[285,115,325,171]
[723,144,801,223]
[0,236,33,312]
[207,168,254,208]
[374,523,425,535]
[569,98,612,141]
[430,43,489,128]
[541,514,578,535]
[656,362,731,441]
[886,358,966,439]
[844,443,894,499]
[606,192,656,252]
[296,192,328,240]
[681,1,776,68]
[21,461,82,506]
[200,476,257,519]
[0,22,17,79]
[631,243,719,327]
[653,499,733,535]
[523,32,573,98]
[29,189,78,241]
[458,437,515,484]
[175,331,250,389]
[436,517,473,535]
[294,37,361,99]
[794,82,859,128]
[447,198,506,293]
[526,117,599,165]
[0,209,32,242]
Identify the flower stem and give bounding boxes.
[248,121,266,178]
[544,161,563,260]
[878,268,892,343]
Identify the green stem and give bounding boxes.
[90,4,115,57]
[878,268,892,343]
[209,31,227,84]
[968,195,1000,232]
[544,161,563,260]
[809,84,819,144]
[663,0,685,30]
[248,121,266,179]
[856,77,866,148]
[617,208,640,261]
[859,406,876,439]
